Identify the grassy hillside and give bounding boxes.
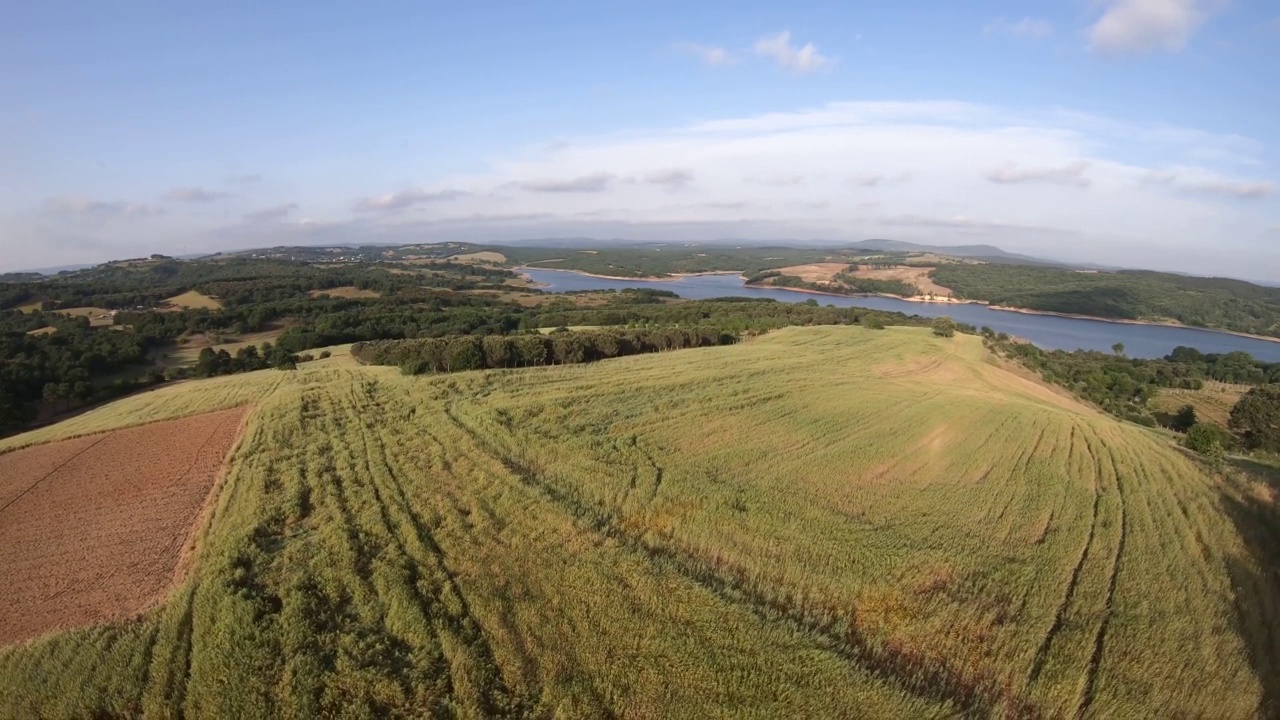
[0,327,1275,717]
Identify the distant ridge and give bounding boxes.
[846,239,1070,266]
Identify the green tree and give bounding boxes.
[1112,342,1125,356]
[1229,384,1280,452]
[931,316,956,338]
[1172,404,1197,433]
[1183,423,1227,465]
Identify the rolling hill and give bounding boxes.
[0,328,1275,717]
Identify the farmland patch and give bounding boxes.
[0,406,250,646]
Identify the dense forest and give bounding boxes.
[933,264,1280,338]
[502,246,892,278]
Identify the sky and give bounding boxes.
[1,1,1278,278]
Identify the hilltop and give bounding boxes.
[1,327,1275,717]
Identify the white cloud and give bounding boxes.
[644,169,694,191]
[984,17,1055,39]
[1089,0,1222,54]
[753,31,831,74]
[227,173,262,186]
[166,187,232,202]
[513,172,616,193]
[244,203,299,222]
[985,161,1092,187]
[43,196,165,219]
[676,42,735,66]
[1144,167,1274,198]
[353,188,469,212]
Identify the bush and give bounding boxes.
[319,350,332,359]
[931,317,956,338]
[1229,384,1280,452]
[1184,422,1229,460]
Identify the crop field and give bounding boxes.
[0,406,249,646]
[56,306,115,327]
[0,326,1275,717]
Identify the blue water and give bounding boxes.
[521,268,1280,362]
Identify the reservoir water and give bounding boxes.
[521,268,1280,362]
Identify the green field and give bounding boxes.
[1,326,1275,717]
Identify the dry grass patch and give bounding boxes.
[161,290,222,311]
[25,326,57,337]
[851,265,955,296]
[775,262,849,283]
[450,250,507,264]
[1151,381,1247,427]
[56,307,115,327]
[308,286,380,299]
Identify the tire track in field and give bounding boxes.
[1027,420,1101,688]
[1077,435,1129,718]
[344,379,522,718]
[440,394,1028,718]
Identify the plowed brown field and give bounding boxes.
[0,406,249,646]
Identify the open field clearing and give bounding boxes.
[161,327,290,366]
[25,325,56,336]
[775,261,849,282]
[307,286,381,299]
[851,265,954,296]
[0,406,249,646]
[160,290,222,310]
[56,306,115,327]
[0,327,1275,717]
[451,250,507,264]
[1152,381,1248,427]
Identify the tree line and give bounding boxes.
[354,327,740,375]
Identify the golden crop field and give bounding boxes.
[1,326,1275,718]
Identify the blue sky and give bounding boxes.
[2,0,1278,277]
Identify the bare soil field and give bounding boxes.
[0,406,250,646]
[308,286,381,299]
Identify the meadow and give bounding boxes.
[0,326,1275,717]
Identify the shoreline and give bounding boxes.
[986,306,1280,345]
[519,267,1280,344]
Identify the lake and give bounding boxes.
[520,268,1280,362]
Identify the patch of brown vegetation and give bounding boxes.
[775,262,849,283]
[851,265,953,296]
[450,250,507,264]
[0,406,251,646]
[57,307,116,327]
[1151,382,1247,427]
[309,286,381,299]
[160,290,223,311]
[25,326,57,337]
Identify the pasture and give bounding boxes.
[0,326,1274,717]
[307,286,381,299]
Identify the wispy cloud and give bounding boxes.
[244,203,299,223]
[753,31,831,74]
[353,188,469,212]
[513,173,616,193]
[849,172,912,187]
[985,161,1092,187]
[227,173,262,186]
[675,42,735,67]
[1144,168,1274,198]
[166,187,233,202]
[984,17,1055,39]
[643,169,695,191]
[1089,0,1222,54]
[43,196,165,219]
